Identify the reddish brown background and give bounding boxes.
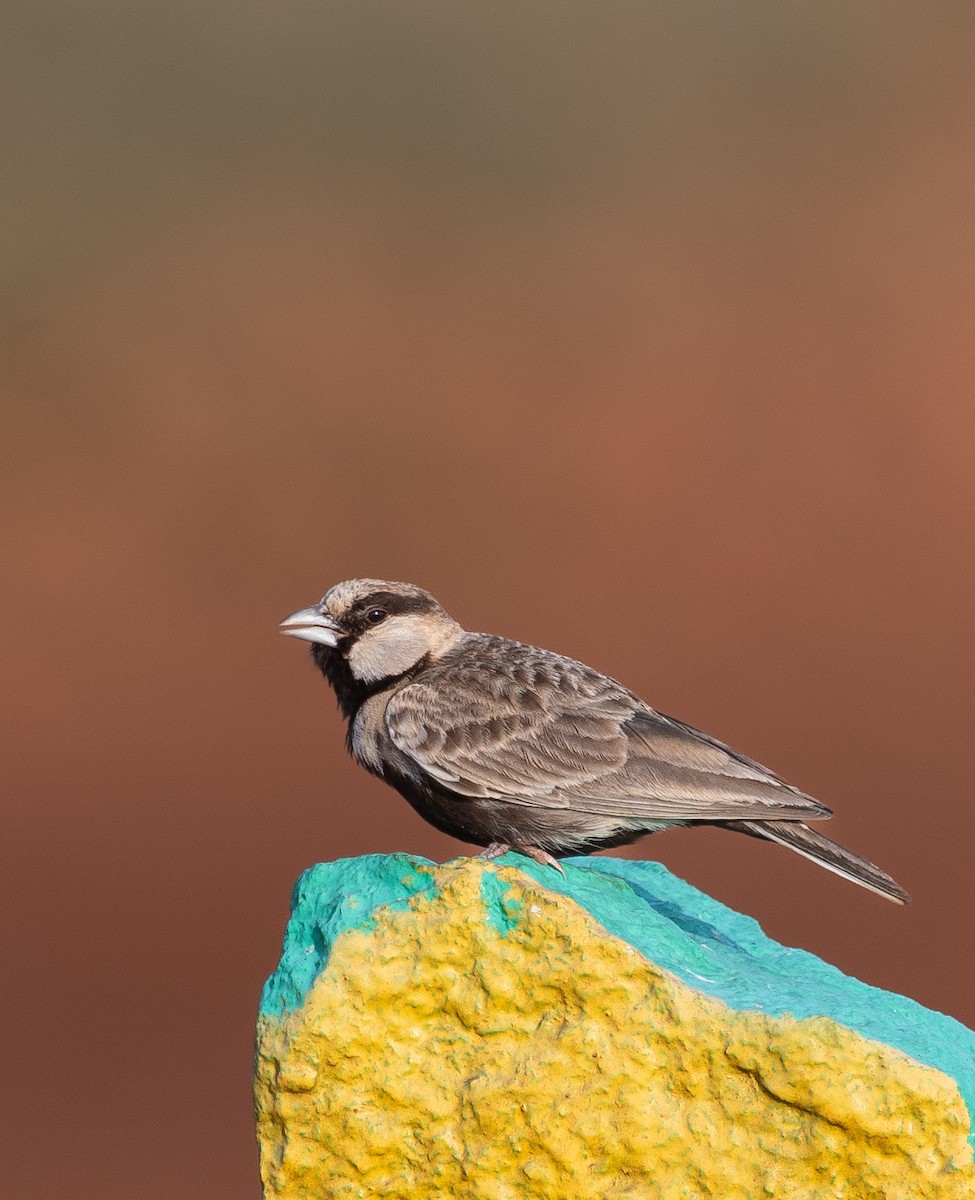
[3,5,974,1198]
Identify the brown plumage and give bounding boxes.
[280,579,909,904]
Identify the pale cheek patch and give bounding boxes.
[347,617,433,683]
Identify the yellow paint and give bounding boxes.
[255,860,973,1199]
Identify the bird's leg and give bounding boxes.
[479,842,565,875]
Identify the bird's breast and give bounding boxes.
[350,692,391,776]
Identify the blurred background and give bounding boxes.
[3,3,974,1197]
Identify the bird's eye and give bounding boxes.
[365,607,387,625]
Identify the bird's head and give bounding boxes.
[279,579,462,691]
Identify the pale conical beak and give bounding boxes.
[279,605,343,648]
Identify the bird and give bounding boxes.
[279,579,909,904]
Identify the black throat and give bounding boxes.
[312,643,431,721]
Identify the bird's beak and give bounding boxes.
[279,605,344,648]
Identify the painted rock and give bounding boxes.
[255,854,974,1199]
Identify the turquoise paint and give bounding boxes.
[259,853,437,1017]
[478,867,524,936]
[515,853,975,1145]
[260,852,975,1145]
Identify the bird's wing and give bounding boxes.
[385,643,829,823]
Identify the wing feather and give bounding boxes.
[385,636,829,824]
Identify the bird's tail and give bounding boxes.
[726,819,910,905]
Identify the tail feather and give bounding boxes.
[727,819,910,905]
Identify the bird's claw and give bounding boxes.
[479,842,566,875]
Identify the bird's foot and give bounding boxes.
[479,842,511,861]
[521,846,566,875]
[479,842,565,875]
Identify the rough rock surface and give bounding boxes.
[255,854,975,1199]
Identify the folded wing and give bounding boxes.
[385,641,830,824]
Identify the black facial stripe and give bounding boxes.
[359,591,438,618]
[337,590,440,640]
